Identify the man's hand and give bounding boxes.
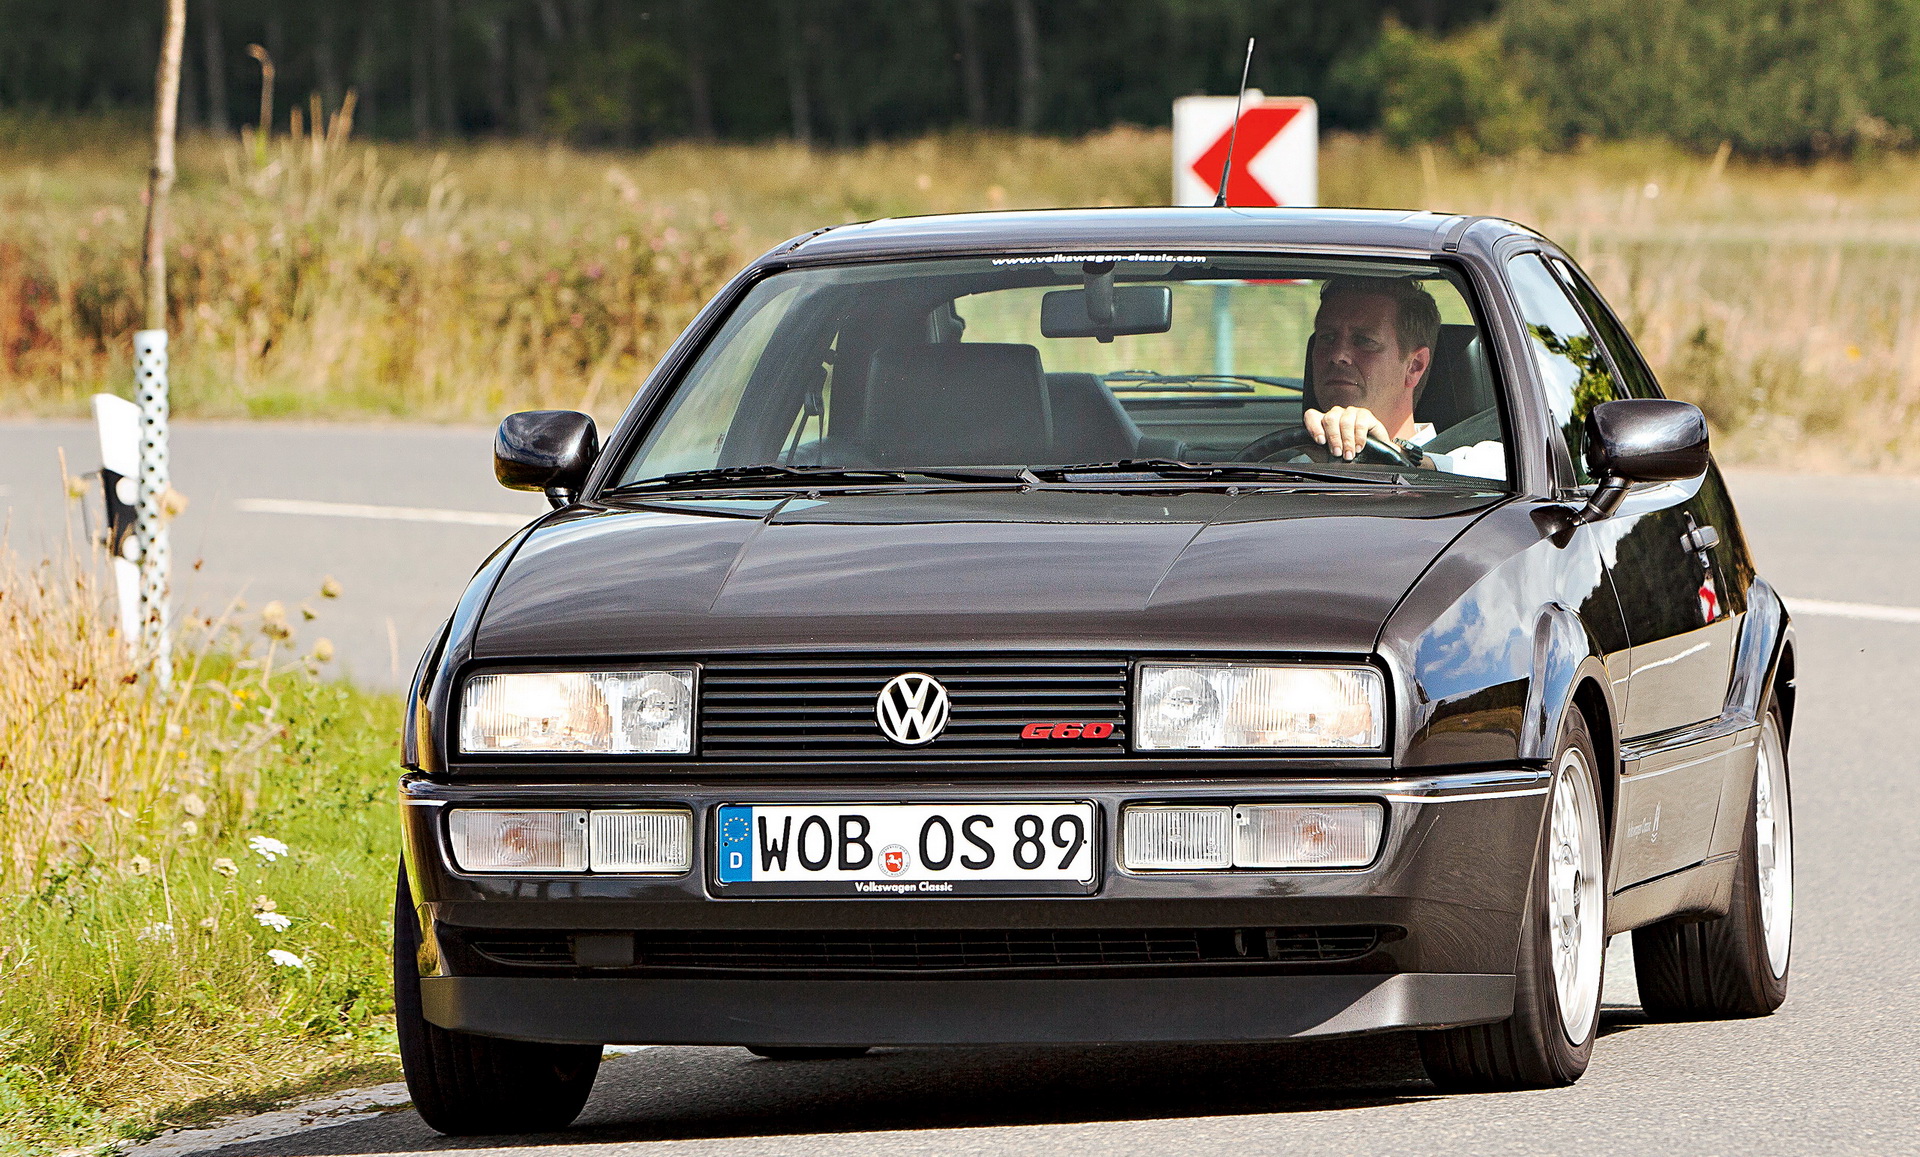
[1304,406,1394,461]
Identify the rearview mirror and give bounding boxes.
[495,410,598,506]
[1041,286,1172,341]
[1577,399,1708,522]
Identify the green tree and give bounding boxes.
[1503,0,1914,156]
[1358,17,1544,155]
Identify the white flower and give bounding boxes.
[255,911,292,931]
[267,949,307,968]
[249,836,290,862]
[138,922,175,942]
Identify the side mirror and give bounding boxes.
[1577,399,1708,522]
[495,410,598,507]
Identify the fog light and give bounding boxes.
[448,809,587,873]
[1233,803,1383,868]
[1123,806,1231,869]
[590,809,692,873]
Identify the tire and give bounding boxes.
[1420,708,1607,1090]
[746,1046,872,1061]
[1633,701,1792,1019]
[393,866,602,1135]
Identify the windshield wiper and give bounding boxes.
[1032,459,1402,486]
[608,463,1037,494]
[1102,372,1301,392]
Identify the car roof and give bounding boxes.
[769,206,1536,265]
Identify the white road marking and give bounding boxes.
[234,497,531,528]
[1786,596,1920,625]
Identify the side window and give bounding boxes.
[1551,259,1663,400]
[1506,253,1628,485]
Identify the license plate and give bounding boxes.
[714,802,1099,897]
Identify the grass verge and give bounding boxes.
[0,545,404,1155]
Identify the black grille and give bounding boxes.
[467,926,1384,971]
[699,656,1130,760]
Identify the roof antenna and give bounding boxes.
[1213,37,1256,208]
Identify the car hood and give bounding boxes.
[472,487,1500,658]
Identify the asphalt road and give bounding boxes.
[0,421,547,688]
[7,422,1919,1155]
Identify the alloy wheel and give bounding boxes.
[1754,714,1794,978]
[1548,745,1605,1043]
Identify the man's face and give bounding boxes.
[1310,293,1429,421]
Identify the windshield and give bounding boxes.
[612,253,1507,490]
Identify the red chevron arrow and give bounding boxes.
[1189,104,1302,207]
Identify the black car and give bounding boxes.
[393,208,1796,1134]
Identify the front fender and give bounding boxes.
[1382,500,1627,770]
[411,527,538,774]
[1521,605,1615,764]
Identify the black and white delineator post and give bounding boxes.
[91,392,143,647]
[133,333,172,684]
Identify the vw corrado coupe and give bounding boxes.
[393,208,1796,1134]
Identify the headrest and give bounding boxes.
[865,343,1053,467]
[1415,326,1491,431]
[1046,372,1142,462]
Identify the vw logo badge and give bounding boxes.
[875,672,950,745]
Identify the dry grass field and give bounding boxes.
[3,112,1920,469]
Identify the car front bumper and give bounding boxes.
[399,768,1549,1046]
[419,971,1516,1046]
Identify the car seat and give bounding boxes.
[863,343,1054,467]
[1044,373,1187,463]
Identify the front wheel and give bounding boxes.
[1421,709,1607,1090]
[1633,701,1792,1018]
[393,866,602,1135]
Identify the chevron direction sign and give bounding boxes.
[1172,91,1317,208]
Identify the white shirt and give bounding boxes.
[1406,422,1507,481]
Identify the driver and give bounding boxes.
[1304,276,1504,479]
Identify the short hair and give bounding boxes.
[1317,276,1443,358]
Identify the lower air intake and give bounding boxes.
[467,926,1386,971]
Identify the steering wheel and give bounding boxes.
[1238,426,1421,468]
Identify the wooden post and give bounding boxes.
[248,43,275,142]
[136,0,187,686]
[143,0,186,334]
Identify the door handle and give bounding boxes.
[1681,524,1719,554]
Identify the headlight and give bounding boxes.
[1134,665,1383,750]
[460,669,696,755]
